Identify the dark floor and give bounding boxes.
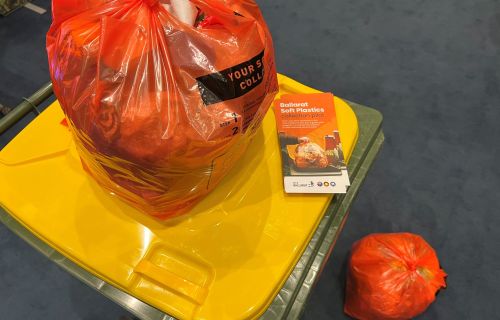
[1,0,500,319]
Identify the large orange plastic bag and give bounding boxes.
[345,233,447,320]
[46,0,278,219]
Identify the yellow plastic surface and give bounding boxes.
[0,75,358,320]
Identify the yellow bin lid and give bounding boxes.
[0,74,358,319]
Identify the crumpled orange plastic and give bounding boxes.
[345,233,447,320]
[46,0,278,219]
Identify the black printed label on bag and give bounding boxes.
[197,50,265,105]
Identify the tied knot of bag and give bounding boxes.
[144,0,159,7]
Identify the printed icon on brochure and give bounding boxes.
[324,182,330,187]
[330,181,336,187]
[317,182,323,187]
[309,181,315,187]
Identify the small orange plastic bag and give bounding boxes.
[345,233,447,320]
[47,0,278,219]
